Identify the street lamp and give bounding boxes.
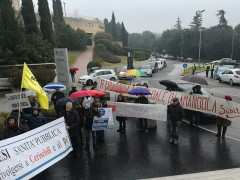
[63,2,66,17]
[180,34,183,57]
[231,29,236,60]
[198,10,205,67]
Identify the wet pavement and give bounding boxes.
[31,118,240,180]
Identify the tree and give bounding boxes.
[190,11,202,30]
[110,12,117,40]
[38,0,55,45]
[52,0,64,32]
[21,0,39,34]
[217,10,228,26]
[104,18,111,34]
[174,17,182,30]
[121,22,128,47]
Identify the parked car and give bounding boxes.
[214,65,235,79]
[212,60,221,65]
[79,69,117,86]
[155,61,164,70]
[147,61,158,73]
[159,80,216,124]
[156,58,167,67]
[185,58,193,63]
[219,58,238,66]
[219,69,240,86]
[178,57,184,62]
[118,66,133,80]
[140,65,152,77]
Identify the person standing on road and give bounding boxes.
[205,63,210,77]
[70,69,76,83]
[135,93,149,133]
[210,62,215,78]
[51,88,65,118]
[215,96,232,139]
[168,97,185,145]
[116,94,127,133]
[69,85,77,96]
[192,62,196,75]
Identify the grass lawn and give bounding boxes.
[68,50,82,66]
[100,56,138,68]
[182,67,205,75]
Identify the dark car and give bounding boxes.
[159,80,216,124]
[185,58,193,63]
[219,58,238,66]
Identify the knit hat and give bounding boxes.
[224,96,232,101]
[172,97,179,101]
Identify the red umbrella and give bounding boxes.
[69,67,79,71]
[89,90,106,96]
[105,84,129,94]
[69,90,93,98]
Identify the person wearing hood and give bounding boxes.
[205,63,210,77]
[20,106,47,130]
[189,85,203,127]
[69,85,77,96]
[51,88,65,118]
[168,97,185,145]
[215,96,232,139]
[3,116,25,139]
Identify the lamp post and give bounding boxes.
[180,34,183,57]
[63,2,66,17]
[231,29,235,60]
[198,10,205,67]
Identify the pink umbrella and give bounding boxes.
[69,90,93,98]
[105,84,129,94]
[69,67,79,71]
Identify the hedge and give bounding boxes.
[123,47,150,61]
[95,39,113,52]
[112,43,123,55]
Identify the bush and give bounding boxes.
[93,32,113,42]
[8,66,56,88]
[100,51,121,63]
[112,43,123,55]
[87,61,101,69]
[133,51,146,61]
[94,43,106,53]
[95,39,113,52]
[123,47,151,58]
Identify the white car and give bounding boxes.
[79,69,117,86]
[219,69,240,86]
[155,60,164,70]
[140,65,152,77]
[212,60,221,65]
[156,58,167,68]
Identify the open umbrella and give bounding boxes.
[43,82,66,91]
[69,67,79,71]
[69,90,93,98]
[123,69,147,77]
[105,84,129,94]
[129,88,151,95]
[159,80,178,89]
[89,90,106,96]
[56,97,73,106]
[181,75,208,85]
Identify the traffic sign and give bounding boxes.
[183,64,188,69]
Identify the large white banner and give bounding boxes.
[107,101,167,122]
[5,92,31,110]
[0,117,72,180]
[97,78,240,123]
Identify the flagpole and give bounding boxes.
[17,88,23,127]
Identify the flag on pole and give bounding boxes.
[21,62,49,110]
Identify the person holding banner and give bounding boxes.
[116,94,127,133]
[4,116,25,139]
[135,93,149,134]
[168,97,185,145]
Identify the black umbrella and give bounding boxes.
[159,80,178,88]
[56,97,73,106]
[181,75,208,85]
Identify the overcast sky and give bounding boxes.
[32,0,240,34]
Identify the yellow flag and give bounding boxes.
[21,62,49,110]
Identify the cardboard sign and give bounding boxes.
[5,92,31,110]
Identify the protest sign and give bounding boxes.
[107,101,167,121]
[0,117,72,180]
[5,92,31,111]
[92,118,109,131]
[97,78,240,124]
[99,108,114,125]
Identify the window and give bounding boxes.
[236,71,240,75]
[104,71,112,75]
[96,71,104,76]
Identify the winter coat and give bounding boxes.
[85,108,100,130]
[217,117,231,127]
[134,96,149,104]
[63,109,80,137]
[168,102,185,122]
[74,106,84,127]
[191,85,203,95]
[116,97,127,121]
[20,112,47,130]
[51,92,65,111]
[3,122,25,139]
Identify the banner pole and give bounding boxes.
[17,88,23,127]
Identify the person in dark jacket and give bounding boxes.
[189,85,203,127]
[84,104,101,150]
[168,97,185,145]
[64,102,81,158]
[69,85,77,96]
[205,63,210,77]
[51,88,65,118]
[70,69,76,82]
[20,106,46,130]
[73,101,84,145]
[116,94,127,133]
[134,93,149,133]
[4,116,25,139]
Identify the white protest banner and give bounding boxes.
[5,92,31,110]
[107,101,167,121]
[92,118,109,131]
[0,117,72,180]
[97,78,240,123]
[99,108,114,125]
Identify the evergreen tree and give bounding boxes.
[104,18,111,34]
[52,0,64,32]
[21,0,39,34]
[174,17,182,30]
[217,10,228,26]
[121,22,128,47]
[190,11,202,30]
[38,0,55,45]
[110,12,117,40]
